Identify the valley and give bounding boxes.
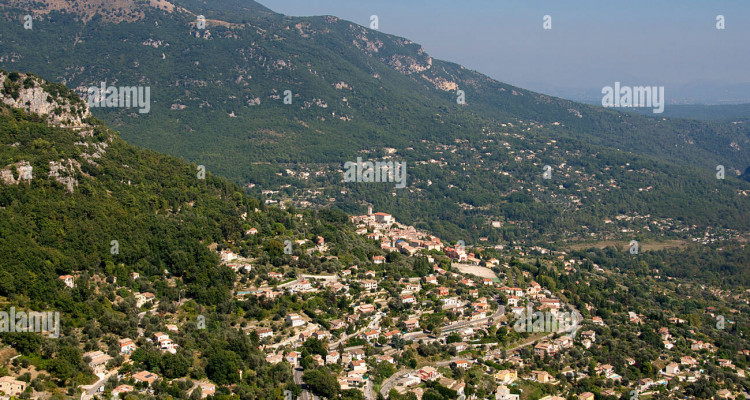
[0,1,748,400]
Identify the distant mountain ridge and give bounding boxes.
[625,103,750,122]
[532,82,750,107]
[2,0,749,242]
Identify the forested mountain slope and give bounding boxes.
[2,0,748,242]
[0,70,375,312]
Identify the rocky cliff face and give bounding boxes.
[0,160,33,185]
[1,71,91,126]
[1,71,106,192]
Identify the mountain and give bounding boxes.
[531,82,750,106]
[0,70,375,309]
[2,0,749,243]
[0,69,252,308]
[626,103,750,122]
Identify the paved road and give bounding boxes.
[369,313,383,330]
[270,323,321,350]
[293,367,312,400]
[441,299,505,334]
[80,369,118,400]
[329,327,364,350]
[364,378,376,400]
[505,332,554,353]
[300,274,338,281]
[328,313,383,350]
[278,279,301,289]
[378,356,469,398]
[379,369,412,398]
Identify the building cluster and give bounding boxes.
[21,211,746,400]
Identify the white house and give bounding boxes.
[135,292,156,308]
[326,351,340,365]
[664,363,680,376]
[256,328,273,340]
[0,377,27,397]
[361,280,378,290]
[496,385,519,400]
[373,212,393,224]
[59,275,75,288]
[286,313,306,327]
[442,297,460,306]
[294,279,313,292]
[219,249,238,263]
[83,351,112,375]
[119,338,136,354]
[401,294,416,304]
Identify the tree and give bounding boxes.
[446,333,462,344]
[302,368,339,399]
[423,388,447,400]
[3,334,42,355]
[205,350,241,385]
[413,257,431,277]
[300,355,314,370]
[302,338,328,357]
[160,353,191,379]
[48,358,75,383]
[264,240,285,258]
[341,389,365,400]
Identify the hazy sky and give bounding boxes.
[257,0,750,99]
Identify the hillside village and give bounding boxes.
[2,210,740,400]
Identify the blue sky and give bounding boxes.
[257,0,750,103]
